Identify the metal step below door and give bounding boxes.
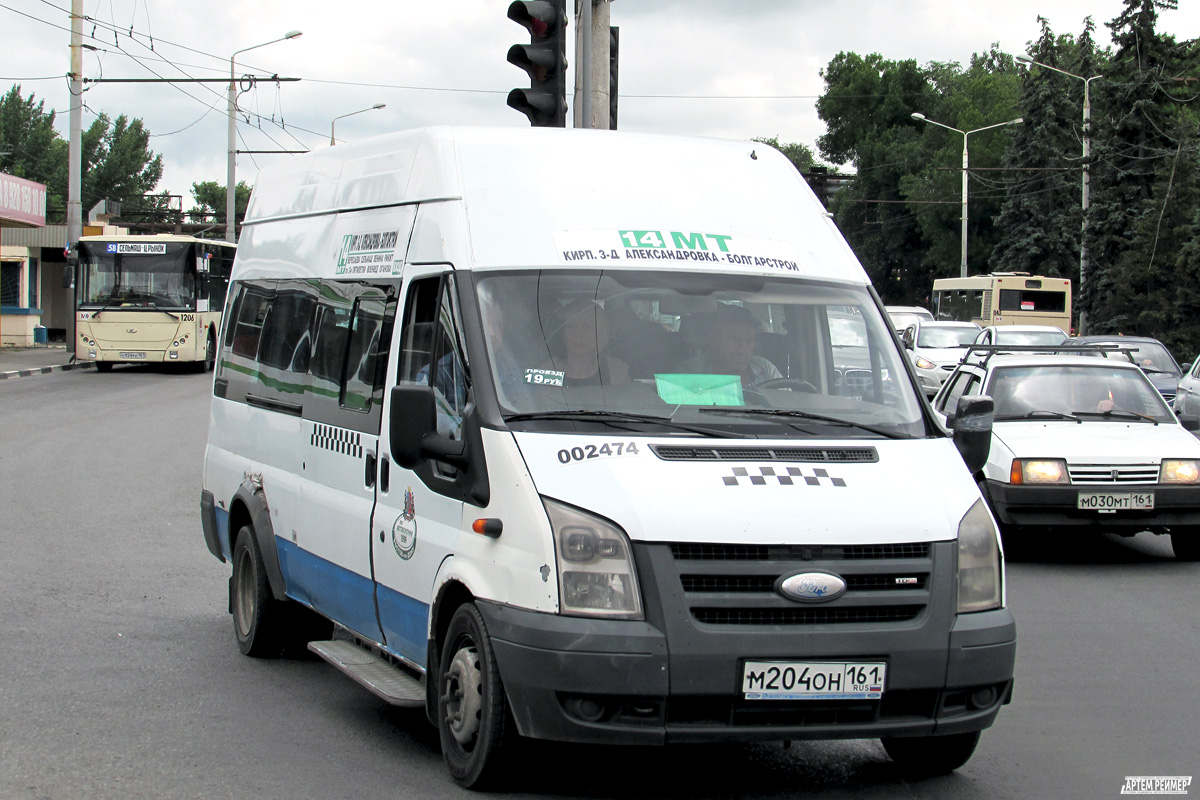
[308,640,425,707]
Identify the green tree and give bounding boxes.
[1084,0,1193,338]
[80,113,164,218]
[990,19,1095,281]
[0,85,68,216]
[188,179,252,227]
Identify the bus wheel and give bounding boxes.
[198,333,215,373]
[95,362,112,373]
[882,730,981,778]
[438,603,513,789]
[231,525,283,657]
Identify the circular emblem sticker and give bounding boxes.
[392,487,417,560]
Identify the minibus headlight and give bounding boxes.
[957,499,1002,614]
[1161,459,1200,483]
[543,497,643,620]
[1011,458,1069,485]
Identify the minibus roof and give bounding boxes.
[242,126,868,283]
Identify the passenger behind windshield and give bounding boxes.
[677,303,781,386]
[545,300,630,388]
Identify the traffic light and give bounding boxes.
[506,0,568,127]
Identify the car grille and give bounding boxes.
[1068,464,1160,484]
[668,542,932,627]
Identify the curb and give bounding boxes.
[0,362,96,380]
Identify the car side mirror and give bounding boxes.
[388,384,468,470]
[1178,414,1200,432]
[952,394,993,474]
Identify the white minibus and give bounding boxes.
[200,126,1014,789]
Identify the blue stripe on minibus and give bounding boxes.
[375,584,431,666]
[276,538,384,642]
[214,506,231,560]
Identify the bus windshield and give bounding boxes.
[474,269,926,439]
[78,241,196,310]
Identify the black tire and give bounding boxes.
[1170,528,1200,561]
[437,603,514,790]
[882,730,981,778]
[94,362,113,373]
[195,333,215,373]
[231,525,285,657]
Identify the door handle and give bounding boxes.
[380,458,390,493]
[365,452,376,487]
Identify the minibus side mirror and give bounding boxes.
[1178,414,1200,432]
[388,384,468,470]
[952,394,993,474]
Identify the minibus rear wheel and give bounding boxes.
[231,525,283,657]
[1170,528,1200,561]
[881,730,981,778]
[438,603,513,789]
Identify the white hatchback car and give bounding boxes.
[972,325,1070,348]
[933,351,1200,560]
[901,320,981,397]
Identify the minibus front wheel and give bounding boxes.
[438,603,514,789]
[231,525,284,657]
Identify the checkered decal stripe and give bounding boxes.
[311,423,363,458]
[722,466,846,487]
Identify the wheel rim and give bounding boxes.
[233,546,255,637]
[443,644,483,747]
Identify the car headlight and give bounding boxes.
[957,499,1002,613]
[543,497,643,620]
[1161,459,1200,483]
[1010,458,1069,484]
[914,357,936,370]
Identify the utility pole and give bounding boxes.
[573,0,611,129]
[67,0,83,355]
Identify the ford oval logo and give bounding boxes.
[777,571,847,603]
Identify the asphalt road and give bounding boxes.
[1,366,1196,800]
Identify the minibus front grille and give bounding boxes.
[669,543,930,561]
[680,574,929,593]
[691,606,923,626]
[651,445,878,463]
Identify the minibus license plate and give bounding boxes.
[742,661,885,700]
[1077,492,1154,510]
[119,352,146,359]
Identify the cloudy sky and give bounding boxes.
[3,0,1197,207]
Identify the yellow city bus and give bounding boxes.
[931,273,1072,333]
[74,234,236,372]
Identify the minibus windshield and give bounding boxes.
[475,270,925,438]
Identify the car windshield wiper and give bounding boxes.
[1072,409,1159,424]
[994,410,1081,423]
[503,410,753,438]
[696,407,908,439]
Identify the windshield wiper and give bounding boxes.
[142,300,180,320]
[994,410,1081,423]
[503,410,753,438]
[696,407,908,439]
[1072,409,1159,424]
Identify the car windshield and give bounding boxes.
[474,270,926,439]
[988,364,1173,423]
[77,241,196,310]
[918,326,978,349]
[1090,341,1179,375]
[994,330,1068,346]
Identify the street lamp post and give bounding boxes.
[330,104,387,146]
[226,30,302,243]
[1016,55,1102,335]
[911,113,1023,278]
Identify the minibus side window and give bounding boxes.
[398,275,469,440]
[341,296,388,412]
[231,287,272,358]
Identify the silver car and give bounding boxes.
[901,320,981,397]
[1175,355,1200,416]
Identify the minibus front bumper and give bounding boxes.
[477,541,1015,745]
